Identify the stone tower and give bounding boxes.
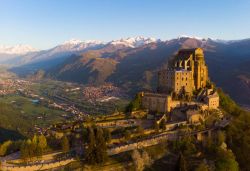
[158,48,208,95]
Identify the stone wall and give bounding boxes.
[96,119,136,128]
[108,132,176,155]
[1,158,74,171]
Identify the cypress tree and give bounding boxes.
[95,127,107,163]
[103,128,111,143]
[61,136,70,153]
[175,153,188,171]
[85,127,96,164]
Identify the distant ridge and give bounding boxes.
[5,36,250,107]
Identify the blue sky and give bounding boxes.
[1,0,250,49]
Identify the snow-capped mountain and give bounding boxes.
[3,35,247,67]
[109,36,160,48]
[36,39,105,59]
[59,39,105,52]
[3,39,106,65]
[0,44,37,55]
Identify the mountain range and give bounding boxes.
[2,36,250,106]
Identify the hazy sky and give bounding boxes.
[1,0,250,49]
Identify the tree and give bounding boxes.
[20,139,35,161]
[136,125,144,135]
[37,134,47,155]
[154,121,159,133]
[159,119,166,130]
[124,130,131,140]
[32,135,38,146]
[85,127,96,164]
[216,131,225,146]
[132,150,144,171]
[0,140,12,156]
[226,111,250,170]
[61,136,70,153]
[215,149,239,171]
[85,126,108,164]
[131,150,152,171]
[95,127,107,163]
[195,162,209,171]
[175,153,188,171]
[126,93,142,112]
[32,134,38,156]
[20,141,29,161]
[103,128,111,143]
[141,150,152,168]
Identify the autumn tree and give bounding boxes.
[0,140,12,156]
[132,149,152,171]
[20,139,35,161]
[37,134,47,156]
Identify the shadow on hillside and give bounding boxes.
[0,127,25,143]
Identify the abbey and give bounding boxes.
[157,48,208,95]
[141,48,219,115]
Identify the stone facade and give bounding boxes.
[158,48,208,95]
[141,48,219,114]
[158,69,194,95]
[141,92,180,113]
[205,92,220,109]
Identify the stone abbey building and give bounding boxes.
[157,48,208,95]
[141,48,219,114]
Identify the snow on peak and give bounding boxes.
[0,44,37,55]
[63,39,104,45]
[63,39,83,45]
[109,36,160,48]
[53,39,105,53]
[178,35,208,41]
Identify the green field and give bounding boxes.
[0,94,66,128]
